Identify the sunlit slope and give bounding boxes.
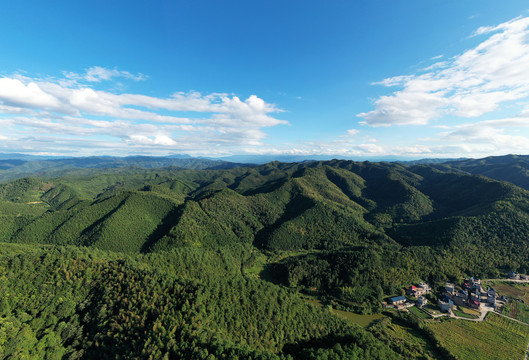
[4,159,529,256]
[153,165,379,251]
[13,191,178,253]
[443,154,529,191]
[0,244,403,359]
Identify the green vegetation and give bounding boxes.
[452,309,479,319]
[502,301,529,324]
[1,156,529,357]
[427,313,529,360]
[0,243,402,359]
[408,306,432,320]
[367,315,443,359]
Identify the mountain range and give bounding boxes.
[2,154,529,358]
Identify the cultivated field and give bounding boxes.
[503,300,529,324]
[486,281,529,303]
[427,313,529,360]
[408,305,432,319]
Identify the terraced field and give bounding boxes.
[486,281,528,300]
[503,300,529,324]
[427,313,529,360]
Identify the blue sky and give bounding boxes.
[1,1,529,159]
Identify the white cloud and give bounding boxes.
[346,129,360,136]
[359,16,529,127]
[397,111,529,158]
[0,78,62,110]
[127,135,177,146]
[64,66,147,82]
[355,143,384,153]
[0,68,287,156]
[392,145,433,155]
[471,16,523,37]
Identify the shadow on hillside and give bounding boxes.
[140,205,183,253]
[252,194,314,249]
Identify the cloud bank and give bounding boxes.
[0,67,286,156]
[349,15,529,159]
[358,16,529,127]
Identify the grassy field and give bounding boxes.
[486,281,529,303]
[461,307,480,316]
[408,305,432,319]
[423,304,442,315]
[503,300,529,324]
[453,309,478,319]
[428,312,529,360]
[368,317,443,359]
[0,200,49,216]
[242,250,269,279]
[332,308,386,327]
[303,298,386,327]
[452,306,479,319]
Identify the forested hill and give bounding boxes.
[0,155,248,182]
[2,156,529,358]
[2,158,529,253]
[3,158,529,269]
[440,154,529,191]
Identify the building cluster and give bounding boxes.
[508,271,529,280]
[406,282,430,297]
[383,273,522,317]
[440,277,497,313]
[387,282,431,309]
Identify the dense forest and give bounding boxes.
[2,155,529,358]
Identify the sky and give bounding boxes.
[1,1,529,160]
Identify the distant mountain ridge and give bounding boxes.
[0,155,250,182]
[3,152,529,190]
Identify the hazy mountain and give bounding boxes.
[0,155,250,182]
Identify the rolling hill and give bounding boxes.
[2,155,529,358]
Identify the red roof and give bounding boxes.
[410,286,417,290]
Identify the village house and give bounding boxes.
[457,289,469,300]
[438,295,454,313]
[509,271,519,280]
[402,301,415,309]
[452,290,468,306]
[445,283,455,295]
[470,278,482,292]
[487,294,496,306]
[462,281,470,290]
[487,287,496,297]
[406,286,418,296]
[389,295,406,306]
[469,299,480,309]
[418,282,430,294]
[416,296,428,308]
[406,282,431,297]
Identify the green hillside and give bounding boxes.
[0,243,407,359]
[2,156,529,358]
[443,154,529,191]
[4,159,529,275]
